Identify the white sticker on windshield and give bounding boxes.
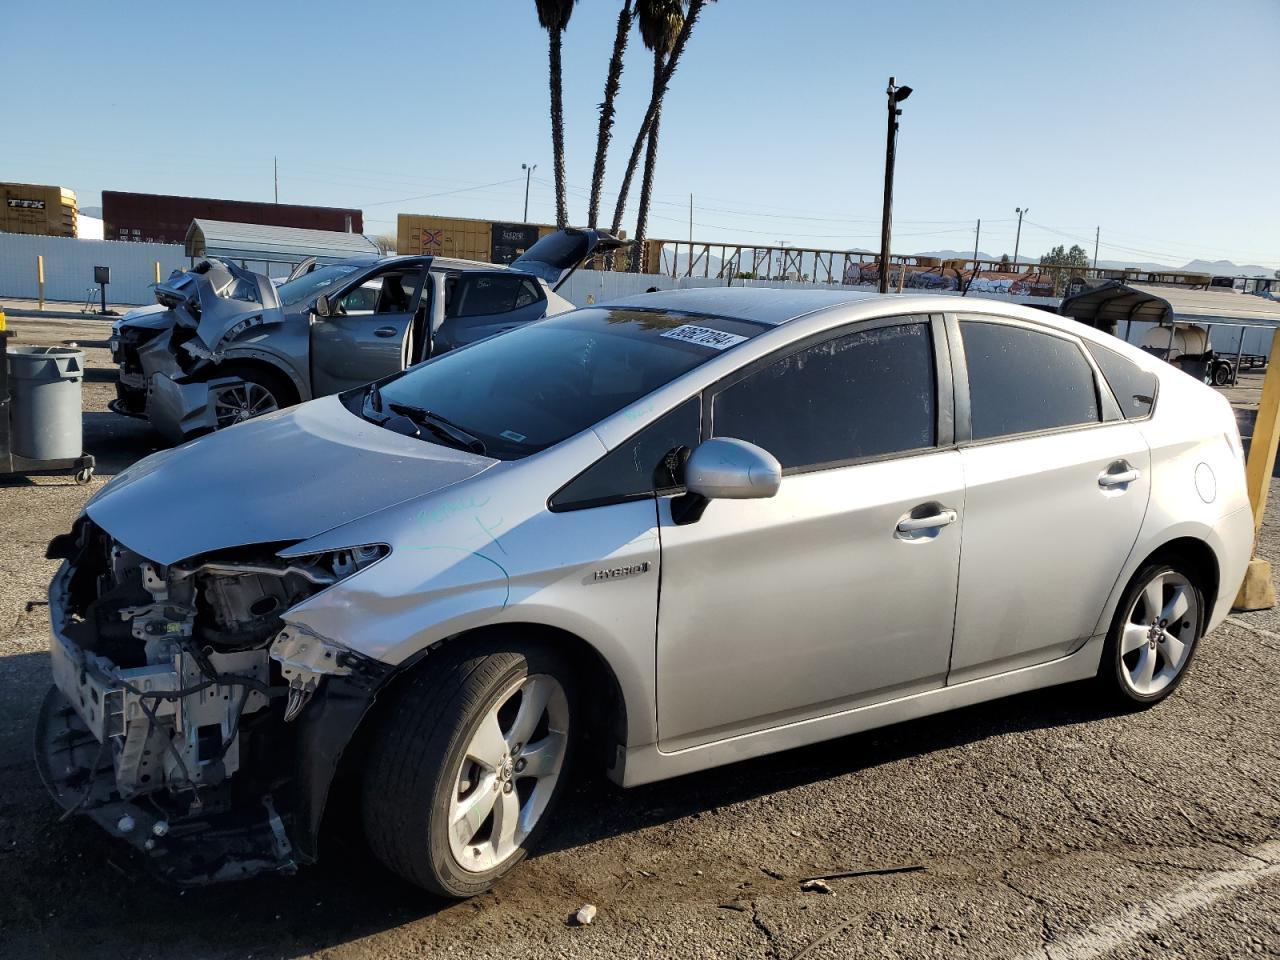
[660,324,747,350]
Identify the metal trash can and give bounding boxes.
[6,345,85,460]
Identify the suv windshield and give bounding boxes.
[349,307,763,459]
[276,263,365,306]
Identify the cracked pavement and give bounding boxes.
[1,315,1278,959]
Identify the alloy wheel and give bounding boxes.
[1119,569,1199,697]
[212,380,279,429]
[447,674,569,873]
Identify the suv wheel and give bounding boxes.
[361,640,576,897]
[1098,561,1203,706]
[211,372,287,429]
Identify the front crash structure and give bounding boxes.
[36,518,390,885]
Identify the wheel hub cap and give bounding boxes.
[1121,571,1199,697]
[446,673,569,874]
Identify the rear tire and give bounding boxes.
[1096,561,1204,708]
[1213,363,1231,387]
[361,639,577,897]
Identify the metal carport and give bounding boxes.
[1061,280,1280,335]
[184,219,380,268]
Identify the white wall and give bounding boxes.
[0,233,186,304]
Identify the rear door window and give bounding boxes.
[960,320,1100,440]
[711,320,937,472]
[454,274,525,317]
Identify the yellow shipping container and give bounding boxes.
[0,182,77,237]
[397,214,555,263]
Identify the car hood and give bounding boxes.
[113,304,171,335]
[86,395,496,564]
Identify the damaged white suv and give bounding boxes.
[39,289,1251,896]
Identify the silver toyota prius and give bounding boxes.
[40,288,1252,896]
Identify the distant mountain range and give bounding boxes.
[913,250,1276,278]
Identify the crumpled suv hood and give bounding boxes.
[87,395,495,564]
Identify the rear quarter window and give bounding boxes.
[1084,341,1158,419]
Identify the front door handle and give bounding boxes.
[1098,463,1140,487]
[374,326,398,338]
[896,508,958,534]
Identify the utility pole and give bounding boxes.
[777,240,789,280]
[1093,225,1100,269]
[686,194,694,277]
[1013,206,1029,267]
[963,218,981,296]
[879,77,913,294]
[521,163,537,222]
[273,157,278,204]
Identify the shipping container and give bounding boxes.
[102,191,363,244]
[397,214,556,263]
[0,183,77,237]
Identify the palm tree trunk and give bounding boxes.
[548,26,569,228]
[609,0,705,237]
[630,54,664,272]
[587,1,633,229]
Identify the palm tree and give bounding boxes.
[609,0,707,242]
[535,0,577,228]
[587,1,635,229]
[630,0,684,270]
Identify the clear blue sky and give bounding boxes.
[5,0,1278,269]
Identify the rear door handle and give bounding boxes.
[374,326,399,338]
[897,508,958,533]
[1098,464,1140,487]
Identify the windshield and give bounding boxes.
[275,263,364,306]
[348,307,764,459]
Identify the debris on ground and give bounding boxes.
[717,901,749,912]
[800,864,925,883]
[761,866,785,880]
[573,903,597,926]
[800,879,833,894]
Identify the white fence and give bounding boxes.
[0,233,310,306]
[0,233,187,305]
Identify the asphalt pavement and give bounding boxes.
[1,315,1277,959]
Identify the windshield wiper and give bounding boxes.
[367,381,385,414]
[387,402,487,455]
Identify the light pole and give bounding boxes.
[879,77,913,294]
[1013,206,1029,267]
[521,163,537,223]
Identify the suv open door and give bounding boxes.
[509,228,626,291]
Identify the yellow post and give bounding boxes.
[155,261,161,284]
[37,254,45,310]
[1234,328,1280,609]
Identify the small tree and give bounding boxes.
[1040,243,1090,295]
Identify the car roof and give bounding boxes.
[604,287,888,325]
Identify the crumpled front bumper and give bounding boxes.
[146,373,223,444]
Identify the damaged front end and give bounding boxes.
[118,259,291,442]
[37,517,389,885]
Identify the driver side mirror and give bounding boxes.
[314,294,331,318]
[673,437,781,524]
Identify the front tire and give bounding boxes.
[1097,561,1204,707]
[361,640,576,897]
[210,368,291,430]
